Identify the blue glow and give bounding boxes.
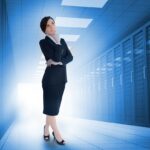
[0,0,150,149]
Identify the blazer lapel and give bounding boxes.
[45,35,63,46]
[45,35,56,46]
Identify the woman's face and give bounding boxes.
[45,19,56,35]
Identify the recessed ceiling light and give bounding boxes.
[56,17,93,28]
[61,0,109,8]
[60,34,80,42]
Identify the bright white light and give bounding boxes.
[68,46,72,50]
[41,54,44,58]
[17,83,43,118]
[37,65,45,70]
[59,83,75,116]
[55,17,93,28]
[60,34,80,42]
[33,74,43,79]
[35,55,46,79]
[33,74,43,80]
[61,0,109,8]
[39,60,45,65]
[36,70,44,74]
[17,82,77,118]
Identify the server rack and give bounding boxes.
[106,50,114,121]
[95,57,102,119]
[122,38,135,124]
[133,30,148,125]
[76,21,150,126]
[100,55,108,121]
[146,25,150,123]
[91,59,98,118]
[114,45,124,122]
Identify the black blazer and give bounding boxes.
[39,36,73,85]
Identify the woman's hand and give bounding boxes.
[46,59,63,67]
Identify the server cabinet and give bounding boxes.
[87,61,96,118]
[81,69,87,117]
[91,59,99,118]
[0,0,3,133]
[122,39,135,124]
[74,22,150,126]
[133,30,149,125]
[146,25,150,124]
[106,50,114,121]
[114,45,124,122]
[95,57,102,119]
[100,55,108,121]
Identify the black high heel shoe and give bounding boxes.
[43,125,50,141]
[52,131,65,145]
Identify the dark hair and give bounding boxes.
[40,16,55,33]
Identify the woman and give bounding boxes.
[39,16,73,145]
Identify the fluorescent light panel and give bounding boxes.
[60,34,80,42]
[56,17,93,28]
[61,0,109,8]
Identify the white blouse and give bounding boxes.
[46,34,61,45]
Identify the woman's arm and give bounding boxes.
[39,39,51,61]
[61,39,73,65]
[39,39,62,67]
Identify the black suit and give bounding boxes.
[39,36,73,85]
[39,35,73,115]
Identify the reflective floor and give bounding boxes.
[0,115,150,150]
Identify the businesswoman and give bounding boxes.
[39,16,73,145]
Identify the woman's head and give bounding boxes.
[40,16,56,35]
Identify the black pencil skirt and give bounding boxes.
[42,82,66,116]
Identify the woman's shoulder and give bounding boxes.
[60,38,67,45]
[39,37,48,45]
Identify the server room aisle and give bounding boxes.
[0,116,150,150]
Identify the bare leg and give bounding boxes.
[44,115,50,136]
[45,115,64,142]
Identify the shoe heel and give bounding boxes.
[52,131,65,145]
[43,125,50,141]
